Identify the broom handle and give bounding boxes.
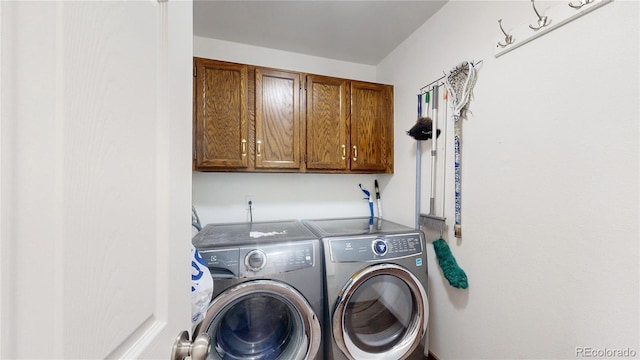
[430,85,439,216]
[415,93,422,229]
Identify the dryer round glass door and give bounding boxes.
[198,279,321,360]
[332,263,429,360]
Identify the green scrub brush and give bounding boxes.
[433,238,468,289]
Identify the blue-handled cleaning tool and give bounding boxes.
[359,184,374,230]
[359,184,374,218]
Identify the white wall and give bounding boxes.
[194,36,377,81]
[377,1,639,359]
[192,36,387,225]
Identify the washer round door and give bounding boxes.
[198,279,321,360]
[333,263,429,360]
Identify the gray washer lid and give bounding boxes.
[303,217,415,238]
[192,220,318,249]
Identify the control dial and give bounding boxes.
[245,249,267,272]
[372,238,388,256]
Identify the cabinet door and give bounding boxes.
[350,81,394,173]
[306,75,350,171]
[255,68,301,169]
[194,58,248,169]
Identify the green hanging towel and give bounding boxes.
[433,238,468,289]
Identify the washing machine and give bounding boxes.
[303,217,429,360]
[192,220,324,360]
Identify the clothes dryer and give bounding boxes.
[192,220,324,360]
[304,217,429,360]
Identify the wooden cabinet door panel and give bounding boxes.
[350,82,393,173]
[306,75,349,170]
[194,58,248,169]
[255,68,301,169]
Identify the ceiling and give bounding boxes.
[193,1,448,65]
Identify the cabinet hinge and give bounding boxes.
[193,67,196,77]
[193,149,197,160]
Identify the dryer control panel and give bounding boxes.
[199,241,316,278]
[329,233,423,262]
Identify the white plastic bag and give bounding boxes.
[191,244,213,330]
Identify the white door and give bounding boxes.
[0,1,194,359]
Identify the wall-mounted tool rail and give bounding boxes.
[495,0,613,58]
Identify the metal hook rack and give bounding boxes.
[419,76,445,94]
[495,0,613,57]
[418,60,483,93]
[528,0,551,31]
[497,19,515,48]
[569,0,595,9]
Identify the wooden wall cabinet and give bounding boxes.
[254,68,303,170]
[305,75,350,171]
[193,58,393,174]
[349,81,394,173]
[305,75,393,173]
[193,58,248,169]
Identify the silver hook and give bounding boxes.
[497,19,515,48]
[529,0,551,31]
[568,0,594,9]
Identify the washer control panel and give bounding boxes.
[372,239,388,256]
[329,233,423,262]
[244,249,268,272]
[198,241,315,278]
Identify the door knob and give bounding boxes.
[171,331,211,360]
[191,333,211,360]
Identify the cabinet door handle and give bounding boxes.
[257,140,262,157]
[352,145,358,162]
[241,139,247,156]
[341,145,346,160]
